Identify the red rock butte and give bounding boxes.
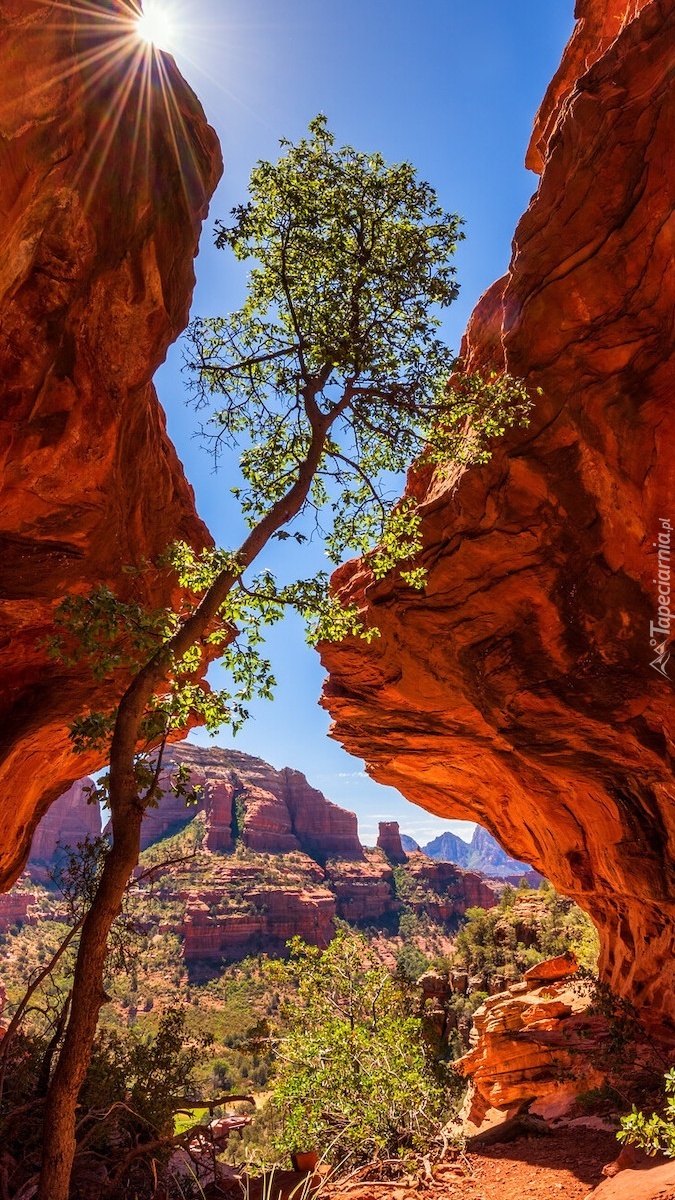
[142,741,365,862]
[0,0,222,886]
[322,0,675,1025]
[16,744,497,962]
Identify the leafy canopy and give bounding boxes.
[53,116,530,788]
[188,114,528,571]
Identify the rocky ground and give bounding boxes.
[215,1129,675,1200]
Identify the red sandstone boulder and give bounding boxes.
[210,1113,252,1149]
[456,982,606,1134]
[585,1161,675,1200]
[524,952,579,985]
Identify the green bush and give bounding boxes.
[269,930,446,1163]
[395,943,430,983]
[618,1069,675,1158]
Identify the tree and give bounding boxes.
[618,1069,675,1159]
[37,115,530,1198]
[268,930,444,1163]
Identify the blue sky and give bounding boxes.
[154,0,574,846]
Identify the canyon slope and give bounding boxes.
[7,742,497,961]
[0,2,221,887]
[322,0,675,1023]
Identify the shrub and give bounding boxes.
[269,930,446,1164]
[618,1069,675,1158]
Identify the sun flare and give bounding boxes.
[136,1,175,51]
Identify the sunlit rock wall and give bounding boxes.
[322,0,675,1024]
[0,1,222,887]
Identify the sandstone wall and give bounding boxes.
[27,777,100,864]
[322,0,675,1023]
[180,885,336,962]
[141,742,364,860]
[0,0,222,887]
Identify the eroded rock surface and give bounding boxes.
[0,1,222,887]
[0,889,38,934]
[16,741,497,962]
[27,777,100,868]
[179,869,336,962]
[322,0,675,1022]
[144,742,364,860]
[456,958,605,1135]
[376,820,407,862]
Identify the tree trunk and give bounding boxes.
[37,804,143,1200]
[36,402,329,1198]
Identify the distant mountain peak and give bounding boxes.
[422,827,530,878]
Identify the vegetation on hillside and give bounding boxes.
[452,880,599,979]
[0,826,602,1193]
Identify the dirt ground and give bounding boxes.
[322,1127,623,1200]
[220,1127,673,1200]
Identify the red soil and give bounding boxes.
[324,1128,622,1200]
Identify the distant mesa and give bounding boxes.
[24,746,534,883]
[14,743,500,965]
[24,747,533,883]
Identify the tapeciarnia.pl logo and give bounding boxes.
[650,517,672,680]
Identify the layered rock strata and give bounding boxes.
[0,890,38,934]
[167,844,495,964]
[27,777,100,865]
[322,0,675,1022]
[405,853,497,916]
[143,742,364,860]
[456,957,606,1135]
[179,872,336,962]
[0,1,222,888]
[376,820,407,862]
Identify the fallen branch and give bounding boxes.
[171,1093,255,1112]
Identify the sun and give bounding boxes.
[135,1,175,51]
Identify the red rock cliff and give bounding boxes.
[27,777,100,865]
[0,1,222,887]
[322,0,675,1023]
[140,742,364,861]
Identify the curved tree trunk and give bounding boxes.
[36,804,143,1200]
[36,402,329,1200]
